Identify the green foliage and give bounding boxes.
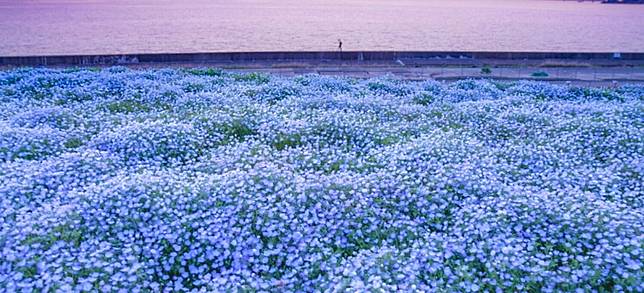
[233,72,271,84]
[184,68,223,77]
[531,71,549,78]
[413,92,436,105]
[220,120,257,141]
[272,133,303,150]
[104,100,151,113]
[103,99,170,113]
[23,223,84,250]
[63,137,84,149]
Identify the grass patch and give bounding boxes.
[531,71,549,78]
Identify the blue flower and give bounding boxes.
[0,67,642,291]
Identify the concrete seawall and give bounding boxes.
[2,51,644,67]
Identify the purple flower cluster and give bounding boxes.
[0,67,642,291]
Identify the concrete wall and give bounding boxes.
[2,51,643,66]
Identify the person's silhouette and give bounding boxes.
[338,39,343,52]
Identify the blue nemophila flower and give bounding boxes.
[90,120,219,166]
[0,67,642,291]
[0,124,67,162]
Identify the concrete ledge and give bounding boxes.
[2,51,644,67]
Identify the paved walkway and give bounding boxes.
[11,59,642,86]
[132,60,644,85]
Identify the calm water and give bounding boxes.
[1,0,643,56]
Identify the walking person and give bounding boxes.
[338,39,343,52]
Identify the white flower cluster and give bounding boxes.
[0,67,642,292]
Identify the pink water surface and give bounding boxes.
[0,0,642,56]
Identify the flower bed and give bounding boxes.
[0,67,642,291]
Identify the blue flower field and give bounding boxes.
[0,67,642,291]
